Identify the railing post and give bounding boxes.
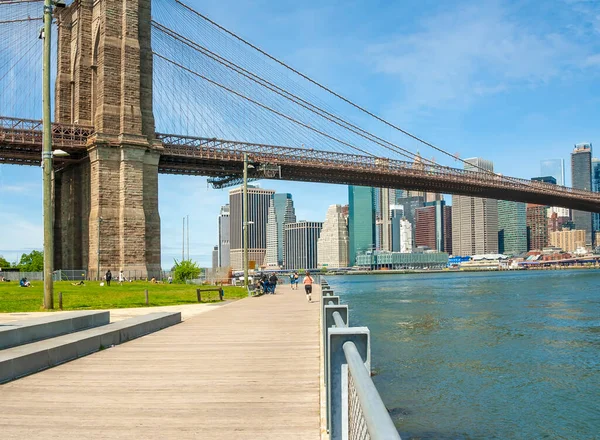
[323,304,348,388]
[145,289,149,306]
[196,288,201,302]
[58,292,63,310]
[327,327,370,440]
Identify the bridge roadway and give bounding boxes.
[2,116,600,212]
[0,285,321,440]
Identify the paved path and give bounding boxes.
[0,284,321,439]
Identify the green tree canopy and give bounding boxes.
[17,250,44,272]
[171,259,201,283]
[0,255,11,270]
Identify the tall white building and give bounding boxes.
[284,221,323,270]
[264,199,279,267]
[229,186,275,271]
[400,218,412,253]
[217,204,230,268]
[452,158,498,256]
[317,204,349,269]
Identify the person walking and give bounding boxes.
[119,270,125,285]
[269,273,278,294]
[303,271,314,302]
[105,269,112,286]
[293,272,300,290]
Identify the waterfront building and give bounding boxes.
[355,251,448,270]
[284,221,323,270]
[498,200,527,255]
[317,205,349,269]
[374,188,396,251]
[273,193,296,266]
[540,158,565,186]
[229,186,275,271]
[592,158,600,233]
[264,199,279,267]
[400,218,412,253]
[452,158,498,256]
[394,195,425,250]
[415,206,436,250]
[415,201,451,252]
[526,204,549,251]
[549,229,586,252]
[571,143,593,247]
[211,245,219,269]
[217,204,230,268]
[348,186,376,266]
[390,206,403,252]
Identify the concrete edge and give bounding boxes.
[0,311,181,384]
[0,311,111,350]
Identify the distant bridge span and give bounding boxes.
[1,116,599,213]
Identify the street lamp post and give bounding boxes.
[42,0,53,309]
[243,153,249,288]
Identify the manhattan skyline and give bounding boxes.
[1,0,599,268]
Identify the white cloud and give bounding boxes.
[364,1,590,110]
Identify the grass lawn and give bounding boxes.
[0,281,247,313]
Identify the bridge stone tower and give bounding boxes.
[53,0,162,279]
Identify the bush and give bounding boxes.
[172,259,201,283]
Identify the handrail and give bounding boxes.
[322,278,402,440]
[343,341,402,440]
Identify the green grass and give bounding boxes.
[0,281,247,313]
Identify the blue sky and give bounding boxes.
[1,0,600,268]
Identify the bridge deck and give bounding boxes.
[0,285,321,440]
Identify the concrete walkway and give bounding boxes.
[0,284,321,440]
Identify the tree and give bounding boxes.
[171,259,201,283]
[0,255,11,270]
[17,250,44,272]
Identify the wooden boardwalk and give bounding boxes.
[0,285,321,440]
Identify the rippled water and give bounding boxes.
[327,270,600,440]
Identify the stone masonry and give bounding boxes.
[54,0,162,278]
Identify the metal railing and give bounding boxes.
[321,278,401,440]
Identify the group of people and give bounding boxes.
[252,271,314,302]
[254,273,279,294]
[104,269,127,286]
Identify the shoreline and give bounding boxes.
[322,265,600,276]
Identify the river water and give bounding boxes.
[326,270,600,439]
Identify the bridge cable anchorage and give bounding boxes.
[153,52,380,159]
[152,21,435,166]
[171,0,552,192]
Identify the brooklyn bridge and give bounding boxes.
[1,0,599,277]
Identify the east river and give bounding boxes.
[326,270,600,439]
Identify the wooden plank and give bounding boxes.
[0,284,321,440]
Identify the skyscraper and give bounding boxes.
[571,143,593,246]
[229,186,275,271]
[374,188,395,251]
[211,246,219,270]
[264,199,279,267]
[317,204,349,269]
[527,204,549,251]
[415,206,436,250]
[273,193,296,266]
[284,221,323,270]
[452,158,498,256]
[414,201,452,252]
[348,186,375,266]
[540,159,565,186]
[498,200,527,255]
[394,195,425,250]
[217,204,230,268]
[592,158,600,233]
[400,218,412,253]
